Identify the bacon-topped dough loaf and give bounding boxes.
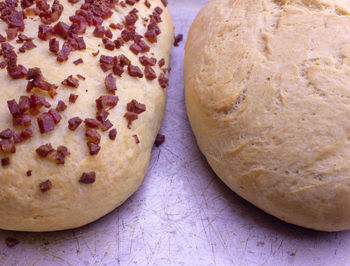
[0,0,173,231]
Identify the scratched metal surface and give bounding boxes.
[1,0,350,265]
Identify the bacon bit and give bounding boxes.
[0,34,5,43]
[145,28,157,43]
[53,21,69,39]
[158,73,169,88]
[93,25,105,37]
[125,0,136,6]
[139,56,156,66]
[124,112,138,129]
[130,43,141,55]
[174,34,183,47]
[38,24,53,40]
[120,1,126,7]
[0,129,14,139]
[24,7,40,16]
[155,7,163,14]
[96,96,119,111]
[104,39,115,50]
[18,96,30,113]
[84,118,100,128]
[51,145,70,164]
[19,41,37,53]
[114,37,124,49]
[161,0,168,7]
[96,109,109,122]
[68,117,82,130]
[48,108,61,123]
[100,63,112,72]
[132,134,140,144]
[28,93,51,115]
[69,93,78,103]
[0,61,7,69]
[26,68,58,98]
[127,99,146,114]
[100,119,113,131]
[26,170,32,176]
[17,34,33,43]
[87,142,100,155]
[110,23,122,30]
[104,73,117,94]
[162,67,171,73]
[155,134,165,147]
[7,100,21,118]
[37,113,56,133]
[1,157,10,166]
[7,10,24,29]
[13,114,31,127]
[7,64,28,79]
[21,0,35,9]
[0,139,16,153]
[121,30,135,42]
[99,55,114,65]
[158,58,165,67]
[76,37,86,50]
[49,38,59,54]
[62,75,79,88]
[128,65,143,78]
[79,172,96,184]
[5,237,19,247]
[77,74,85,80]
[85,128,101,144]
[13,128,33,143]
[105,28,113,38]
[40,0,63,25]
[109,128,117,140]
[56,100,67,112]
[39,180,52,192]
[112,64,123,76]
[36,143,54,157]
[144,66,156,80]
[57,41,71,62]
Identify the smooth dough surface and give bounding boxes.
[185,0,350,232]
[0,0,173,231]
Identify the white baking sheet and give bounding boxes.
[1,1,350,265]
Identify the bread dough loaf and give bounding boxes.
[0,0,173,231]
[185,0,350,232]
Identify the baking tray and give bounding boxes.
[1,1,349,265]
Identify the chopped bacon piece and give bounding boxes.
[62,75,79,88]
[133,134,140,144]
[57,41,71,62]
[127,99,146,114]
[79,172,96,184]
[99,55,114,65]
[0,128,14,139]
[13,114,31,127]
[161,0,168,7]
[48,108,61,123]
[104,73,116,94]
[14,128,33,143]
[40,0,63,25]
[21,0,34,8]
[76,37,86,50]
[53,21,69,39]
[7,11,24,30]
[105,28,113,38]
[158,73,169,88]
[124,112,138,129]
[36,143,54,157]
[29,93,51,115]
[114,37,124,49]
[174,34,183,47]
[100,119,113,131]
[109,128,117,140]
[87,142,100,155]
[26,170,32,176]
[0,139,16,153]
[85,128,101,144]
[155,7,163,14]
[145,28,157,43]
[84,118,100,128]
[144,66,156,80]
[0,61,7,68]
[37,112,56,133]
[26,68,58,97]
[96,96,119,111]
[49,38,59,54]
[1,157,10,166]
[17,96,30,111]
[7,64,28,79]
[69,93,78,103]
[7,100,21,118]
[56,100,67,112]
[51,145,70,164]
[17,34,33,43]
[93,25,105,37]
[68,117,82,130]
[158,58,165,67]
[155,134,165,147]
[128,65,143,78]
[19,41,36,53]
[38,24,53,40]
[39,180,52,192]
